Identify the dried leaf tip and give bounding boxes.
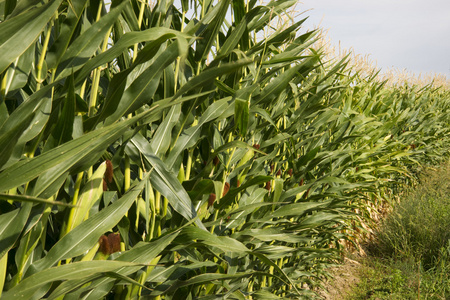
[208,193,216,208]
[105,160,114,183]
[223,182,230,196]
[99,232,121,255]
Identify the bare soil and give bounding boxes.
[317,254,365,299]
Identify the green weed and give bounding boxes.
[348,163,450,299]
[374,163,450,269]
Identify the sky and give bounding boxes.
[297,0,450,78]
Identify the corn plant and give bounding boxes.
[0,0,449,299]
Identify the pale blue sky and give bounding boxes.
[298,0,450,77]
[170,0,449,77]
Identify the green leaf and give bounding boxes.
[150,104,181,156]
[272,178,283,203]
[186,179,214,202]
[251,107,277,128]
[247,0,297,32]
[217,176,272,210]
[28,174,148,275]
[0,0,63,73]
[46,0,89,69]
[129,134,205,230]
[0,83,56,170]
[177,226,249,253]
[215,6,250,57]
[72,28,190,84]
[254,64,304,105]
[234,228,310,243]
[66,162,106,232]
[232,0,245,24]
[251,251,301,296]
[51,73,76,146]
[4,260,141,300]
[0,250,7,295]
[55,1,127,79]
[3,0,17,19]
[161,272,256,295]
[0,110,34,169]
[219,188,269,232]
[3,44,34,94]
[103,41,180,126]
[0,108,156,196]
[213,140,265,157]
[49,232,179,299]
[0,193,74,207]
[15,89,53,135]
[235,98,249,136]
[194,0,230,62]
[297,211,341,229]
[258,201,328,223]
[0,203,32,260]
[296,146,321,169]
[165,97,231,168]
[172,59,253,100]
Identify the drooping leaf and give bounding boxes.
[0,106,157,196]
[129,135,205,230]
[3,44,35,94]
[150,104,181,156]
[4,260,141,300]
[28,174,149,275]
[48,231,180,299]
[0,194,73,207]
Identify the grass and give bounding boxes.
[346,254,450,299]
[345,162,450,300]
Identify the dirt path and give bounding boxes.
[318,256,364,299]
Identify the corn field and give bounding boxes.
[0,0,449,299]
